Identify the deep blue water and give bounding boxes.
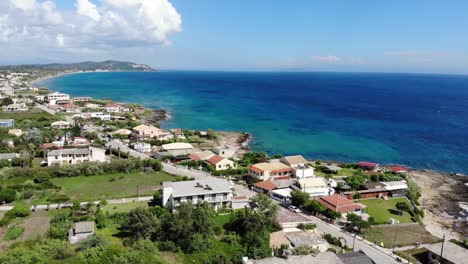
[38,71,468,173]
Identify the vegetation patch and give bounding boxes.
[358,198,414,224]
[51,171,174,201]
[364,223,442,248]
[4,226,24,241]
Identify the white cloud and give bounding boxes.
[0,0,182,54]
[76,0,100,21]
[311,55,342,62]
[56,33,65,47]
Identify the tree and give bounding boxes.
[0,97,13,106]
[250,194,278,224]
[0,189,17,203]
[290,190,309,207]
[303,200,326,215]
[23,128,42,146]
[120,207,157,241]
[346,213,369,232]
[206,129,217,140]
[396,201,410,212]
[407,179,421,204]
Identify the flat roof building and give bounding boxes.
[162,179,233,210]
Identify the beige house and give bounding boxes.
[249,162,292,181]
[189,150,216,161]
[112,128,132,136]
[292,177,335,198]
[207,155,237,171]
[51,121,71,129]
[132,124,173,140]
[8,129,23,137]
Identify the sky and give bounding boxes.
[0,0,468,74]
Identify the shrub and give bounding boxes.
[297,223,317,230]
[47,194,70,203]
[4,226,24,240]
[0,189,17,203]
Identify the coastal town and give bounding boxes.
[0,67,467,264]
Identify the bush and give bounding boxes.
[0,189,17,203]
[4,226,24,240]
[297,223,317,230]
[47,194,70,203]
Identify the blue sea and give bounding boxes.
[38,71,468,173]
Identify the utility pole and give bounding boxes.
[353,233,357,251]
[440,234,446,257]
[392,231,398,253]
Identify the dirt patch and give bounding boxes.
[364,223,442,248]
[409,170,468,239]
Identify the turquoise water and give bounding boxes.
[39,71,468,173]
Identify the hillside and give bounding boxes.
[0,60,154,72]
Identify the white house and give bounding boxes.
[84,103,101,109]
[0,153,20,161]
[51,121,71,129]
[212,145,237,158]
[90,112,111,121]
[207,155,237,171]
[69,222,94,244]
[48,92,70,104]
[47,147,107,166]
[280,155,314,178]
[133,142,152,153]
[162,179,233,210]
[291,177,335,198]
[5,103,28,112]
[106,103,121,113]
[160,142,194,156]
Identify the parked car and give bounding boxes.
[288,205,300,213]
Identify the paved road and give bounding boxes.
[305,213,401,264]
[35,102,57,115]
[105,139,150,160]
[3,81,14,96]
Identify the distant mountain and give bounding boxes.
[0,60,155,72]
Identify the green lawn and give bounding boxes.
[102,201,149,214]
[213,213,233,227]
[357,198,414,224]
[51,171,174,201]
[336,168,359,176]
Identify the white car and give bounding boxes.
[288,205,300,213]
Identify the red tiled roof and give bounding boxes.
[62,103,77,108]
[207,155,224,165]
[389,165,407,173]
[189,154,200,161]
[106,103,119,107]
[364,171,379,175]
[254,181,278,191]
[250,166,264,174]
[316,194,362,213]
[40,143,58,149]
[271,168,293,173]
[358,161,379,168]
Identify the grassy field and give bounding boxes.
[365,224,441,248]
[336,168,359,176]
[51,171,174,201]
[358,198,414,224]
[213,213,233,227]
[102,201,149,214]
